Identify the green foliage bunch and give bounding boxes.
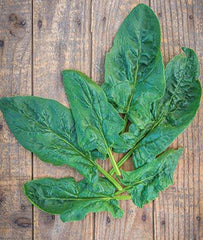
[0,4,201,222]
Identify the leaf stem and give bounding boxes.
[115,186,133,195]
[109,149,134,175]
[96,164,123,191]
[109,116,165,175]
[121,114,128,134]
[121,59,139,134]
[114,172,160,196]
[113,195,132,200]
[107,148,121,176]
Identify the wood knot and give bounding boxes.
[44,214,55,224]
[189,15,193,20]
[9,13,17,22]
[141,213,147,222]
[0,40,4,48]
[7,13,26,39]
[161,220,165,225]
[0,124,3,130]
[13,217,31,228]
[9,13,26,28]
[106,216,111,224]
[38,20,42,29]
[103,17,106,22]
[9,30,16,37]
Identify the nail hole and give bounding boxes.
[196,216,200,222]
[20,204,26,210]
[0,40,4,48]
[20,19,26,27]
[106,216,111,224]
[38,20,42,29]
[158,12,162,17]
[142,213,147,222]
[75,17,81,26]
[161,220,165,225]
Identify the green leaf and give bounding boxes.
[24,177,124,222]
[120,148,183,208]
[132,47,201,168]
[0,96,97,182]
[102,4,165,135]
[62,70,129,156]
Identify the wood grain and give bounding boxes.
[0,0,32,239]
[151,1,203,239]
[32,0,93,239]
[193,2,203,238]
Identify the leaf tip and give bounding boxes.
[59,215,67,223]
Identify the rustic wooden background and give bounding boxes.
[0,0,202,239]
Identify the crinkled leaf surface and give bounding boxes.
[103,4,165,138]
[63,70,129,156]
[24,177,124,222]
[120,148,183,208]
[0,96,98,182]
[132,48,201,168]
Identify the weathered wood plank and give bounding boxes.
[0,0,32,239]
[91,1,154,239]
[193,2,203,238]
[33,0,93,239]
[151,1,203,239]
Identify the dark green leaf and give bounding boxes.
[132,47,201,168]
[120,148,183,208]
[102,4,165,136]
[0,96,97,182]
[24,177,124,222]
[63,70,129,156]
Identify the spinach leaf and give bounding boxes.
[0,96,97,182]
[120,148,183,208]
[102,4,165,136]
[24,177,124,222]
[132,47,201,168]
[63,70,129,174]
[63,70,128,155]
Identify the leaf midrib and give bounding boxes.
[124,56,140,115]
[10,105,95,165]
[119,159,167,193]
[129,68,185,153]
[74,77,111,152]
[40,196,113,201]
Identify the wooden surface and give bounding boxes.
[0,0,202,239]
